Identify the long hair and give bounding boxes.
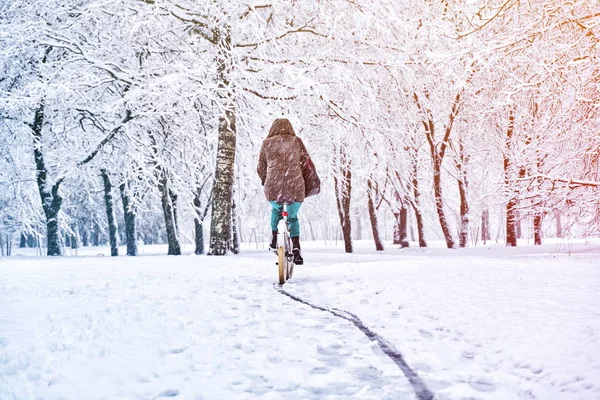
[267,118,296,138]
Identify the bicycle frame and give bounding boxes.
[276,203,294,284]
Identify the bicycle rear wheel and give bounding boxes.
[278,246,285,284]
[285,234,293,280]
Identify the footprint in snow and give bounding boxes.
[316,344,350,367]
[470,379,496,393]
[156,389,179,398]
[160,347,186,356]
[352,366,382,380]
[419,329,433,338]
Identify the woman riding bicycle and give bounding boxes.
[257,118,318,265]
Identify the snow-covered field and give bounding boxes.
[1,240,599,400]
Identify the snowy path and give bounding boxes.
[0,255,416,400]
[1,241,600,399]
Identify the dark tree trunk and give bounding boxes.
[506,193,518,247]
[334,149,353,253]
[432,158,455,248]
[367,179,384,251]
[80,223,89,247]
[399,205,409,248]
[481,210,491,244]
[534,214,543,245]
[91,221,100,246]
[158,171,181,255]
[193,185,212,255]
[70,234,78,249]
[70,223,79,249]
[208,29,237,256]
[393,210,410,248]
[414,92,457,249]
[392,217,399,245]
[31,100,63,256]
[457,178,469,248]
[3,235,12,256]
[27,233,37,248]
[20,233,27,248]
[392,189,409,248]
[230,198,240,254]
[101,169,119,256]
[120,183,137,256]
[194,219,204,255]
[504,107,518,247]
[169,189,179,234]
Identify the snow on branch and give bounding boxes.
[77,110,133,167]
[235,24,327,48]
[242,87,296,100]
[516,174,600,188]
[456,0,517,39]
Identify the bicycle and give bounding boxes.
[275,200,295,285]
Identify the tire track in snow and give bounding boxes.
[276,286,434,400]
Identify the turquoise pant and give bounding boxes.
[269,201,302,237]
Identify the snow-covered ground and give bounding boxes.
[1,239,599,400]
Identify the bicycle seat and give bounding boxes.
[276,195,296,205]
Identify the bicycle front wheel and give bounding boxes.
[278,246,285,285]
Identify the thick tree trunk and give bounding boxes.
[169,190,179,234]
[20,233,27,248]
[534,214,543,245]
[334,150,353,253]
[367,179,384,251]
[26,233,34,248]
[506,196,518,247]
[193,186,211,255]
[158,171,181,255]
[392,189,409,248]
[414,91,460,249]
[101,169,119,257]
[91,221,100,246]
[399,205,409,248]
[80,224,89,247]
[433,158,456,248]
[393,210,410,248]
[504,107,518,247]
[32,101,63,256]
[120,183,137,256]
[208,30,237,256]
[194,219,204,255]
